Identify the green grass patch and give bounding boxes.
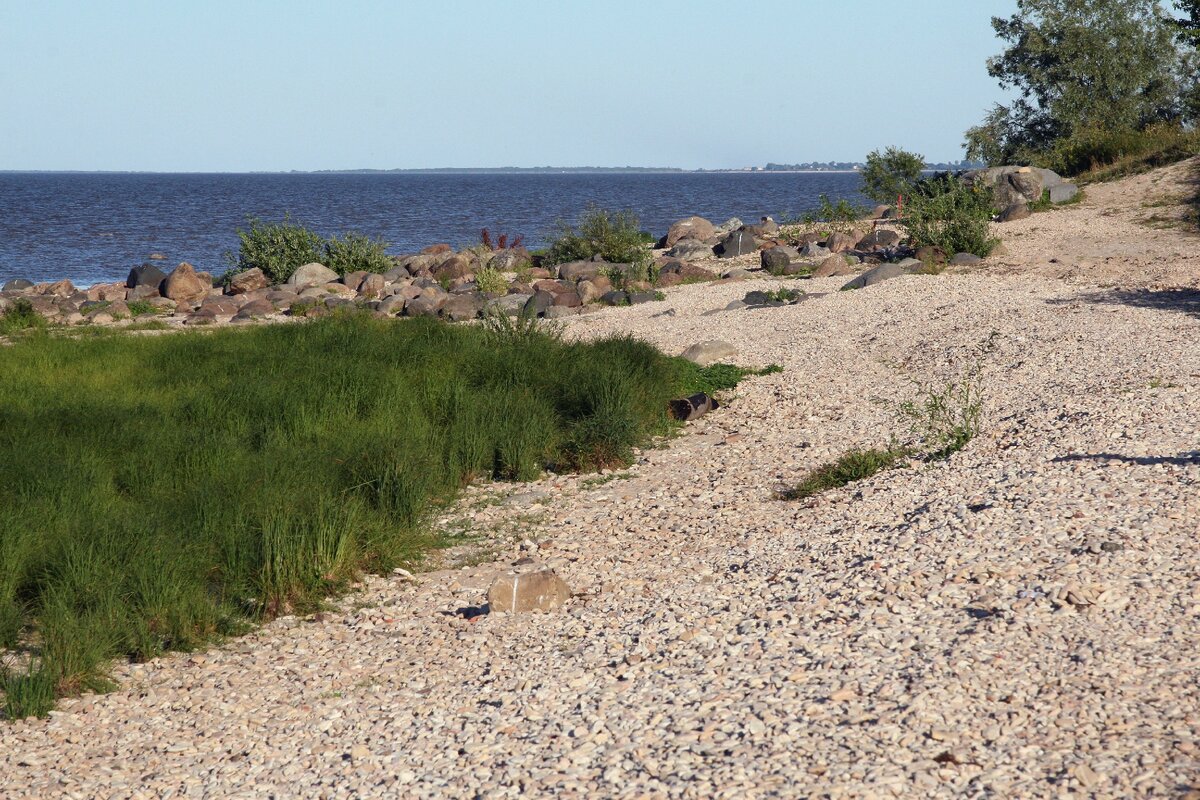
[777,447,910,501]
[676,362,783,396]
[0,314,695,717]
[0,299,48,337]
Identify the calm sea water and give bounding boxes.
[0,172,866,286]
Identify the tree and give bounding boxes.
[1175,0,1200,46]
[965,0,1186,164]
[860,147,926,204]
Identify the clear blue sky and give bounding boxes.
[0,0,1020,171]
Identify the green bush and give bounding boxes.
[225,216,325,285]
[323,232,392,276]
[799,194,867,234]
[0,315,697,717]
[547,207,652,277]
[861,147,926,204]
[225,219,394,285]
[903,174,999,257]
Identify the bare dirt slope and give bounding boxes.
[1,162,1198,799]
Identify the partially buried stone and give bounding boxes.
[487,568,571,613]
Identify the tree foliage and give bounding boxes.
[860,147,926,204]
[965,0,1189,165]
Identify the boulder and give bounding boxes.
[664,216,715,248]
[420,243,452,255]
[600,290,629,306]
[950,252,983,266]
[556,261,604,282]
[486,293,533,317]
[2,279,34,293]
[232,299,276,321]
[840,262,912,291]
[1049,184,1079,204]
[627,291,659,305]
[441,293,484,322]
[228,267,269,295]
[715,230,758,259]
[760,246,794,273]
[868,205,892,220]
[997,203,1031,223]
[552,289,582,308]
[857,229,902,251]
[825,231,861,253]
[681,340,738,366]
[914,246,947,266]
[487,565,571,613]
[36,279,76,297]
[383,264,411,282]
[712,217,744,238]
[404,294,445,317]
[742,216,779,237]
[288,263,339,289]
[576,279,608,304]
[162,263,208,303]
[86,282,128,302]
[799,242,831,259]
[666,239,715,260]
[668,392,720,422]
[721,267,753,280]
[127,264,167,290]
[358,273,386,299]
[543,305,579,319]
[813,254,854,278]
[432,254,472,281]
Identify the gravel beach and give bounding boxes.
[2,160,1198,798]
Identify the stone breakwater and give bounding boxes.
[0,164,1082,332]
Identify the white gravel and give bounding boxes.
[2,163,1199,799]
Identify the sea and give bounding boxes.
[0,171,867,286]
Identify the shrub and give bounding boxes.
[861,147,926,204]
[323,232,392,276]
[797,194,867,235]
[903,174,999,257]
[225,216,325,285]
[474,266,509,295]
[546,207,652,276]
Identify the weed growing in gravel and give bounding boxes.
[125,300,165,317]
[474,267,508,295]
[898,368,984,460]
[0,670,56,720]
[777,447,910,500]
[676,363,784,395]
[763,287,804,303]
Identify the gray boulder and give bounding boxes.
[666,239,715,260]
[486,293,533,317]
[441,292,484,322]
[997,203,1031,223]
[716,230,758,258]
[680,340,738,366]
[712,217,744,238]
[800,242,831,259]
[288,262,339,289]
[950,252,983,266]
[857,229,902,251]
[840,262,913,291]
[2,278,34,293]
[760,246,794,273]
[556,261,604,282]
[127,263,167,290]
[1049,184,1079,204]
[487,567,572,613]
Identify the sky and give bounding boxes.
[0,0,1021,171]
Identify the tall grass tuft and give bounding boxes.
[0,314,695,717]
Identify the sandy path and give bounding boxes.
[1,164,1199,799]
